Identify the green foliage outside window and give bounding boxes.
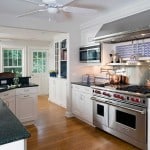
[3,49,22,77]
[32,51,46,73]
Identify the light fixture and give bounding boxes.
[141,33,146,36]
[48,7,58,14]
[42,0,56,4]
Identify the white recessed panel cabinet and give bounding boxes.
[0,89,16,114]
[72,84,93,125]
[16,87,38,124]
[49,77,67,108]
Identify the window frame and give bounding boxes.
[30,49,48,74]
[1,46,25,76]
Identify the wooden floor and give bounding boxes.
[26,95,140,150]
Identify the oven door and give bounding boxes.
[93,98,109,129]
[109,104,146,143]
[80,50,88,62]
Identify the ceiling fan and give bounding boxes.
[17,0,98,20]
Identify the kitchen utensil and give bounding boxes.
[120,75,129,84]
[146,80,150,87]
[109,74,121,84]
[112,53,119,63]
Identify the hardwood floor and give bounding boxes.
[26,95,140,150]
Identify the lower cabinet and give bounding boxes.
[72,84,93,125]
[49,77,67,108]
[0,89,16,114]
[0,139,26,150]
[0,87,38,125]
[16,87,38,124]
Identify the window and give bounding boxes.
[3,49,23,77]
[32,51,47,73]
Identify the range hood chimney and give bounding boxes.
[95,9,150,43]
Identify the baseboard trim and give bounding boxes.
[65,111,74,118]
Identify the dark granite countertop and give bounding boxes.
[0,83,38,93]
[0,99,30,145]
[71,82,94,87]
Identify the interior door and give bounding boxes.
[30,50,49,95]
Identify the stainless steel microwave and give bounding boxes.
[79,44,101,63]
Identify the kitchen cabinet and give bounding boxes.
[49,77,67,108]
[16,87,38,124]
[72,84,93,125]
[0,89,16,114]
[0,140,26,150]
[53,39,67,78]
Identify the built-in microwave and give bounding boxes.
[79,44,101,63]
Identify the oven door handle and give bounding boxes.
[91,97,96,100]
[105,101,145,115]
[91,97,106,103]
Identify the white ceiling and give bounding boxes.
[0,0,146,41]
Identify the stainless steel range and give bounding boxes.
[91,85,150,150]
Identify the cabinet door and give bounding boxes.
[0,90,16,115]
[82,93,93,124]
[4,97,16,115]
[72,88,81,116]
[49,78,56,102]
[56,79,67,108]
[16,95,37,123]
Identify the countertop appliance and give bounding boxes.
[91,84,149,150]
[79,44,101,63]
[82,74,95,84]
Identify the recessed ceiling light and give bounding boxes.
[141,33,146,36]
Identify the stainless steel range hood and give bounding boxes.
[95,9,150,43]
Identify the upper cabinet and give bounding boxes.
[60,39,67,78]
[80,25,100,46]
[53,38,67,79]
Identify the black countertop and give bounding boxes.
[0,99,30,145]
[71,82,96,87]
[0,83,38,93]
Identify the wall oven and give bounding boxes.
[79,44,101,63]
[92,86,148,150]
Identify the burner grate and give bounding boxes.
[118,85,150,94]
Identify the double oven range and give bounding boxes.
[91,85,150,150]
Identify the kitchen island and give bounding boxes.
[0,83,38,125]
[0,99,30,150]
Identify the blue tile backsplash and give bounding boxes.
[116,42,150,58]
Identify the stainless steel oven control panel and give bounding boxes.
[93,88,147,107]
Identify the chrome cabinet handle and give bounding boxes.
[24,95,29,97]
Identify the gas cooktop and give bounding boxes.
[117,85,150,94]
[94,83,150,95]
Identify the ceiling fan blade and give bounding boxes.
[23,0,41,5]
[16,9,47,17]
[56,0,76,6]
[63,6,98,14]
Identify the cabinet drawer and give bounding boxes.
[16,94,37,99]
[0,89,15,99]
[16,87,37,95]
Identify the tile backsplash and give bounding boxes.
[116,42,150,58]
